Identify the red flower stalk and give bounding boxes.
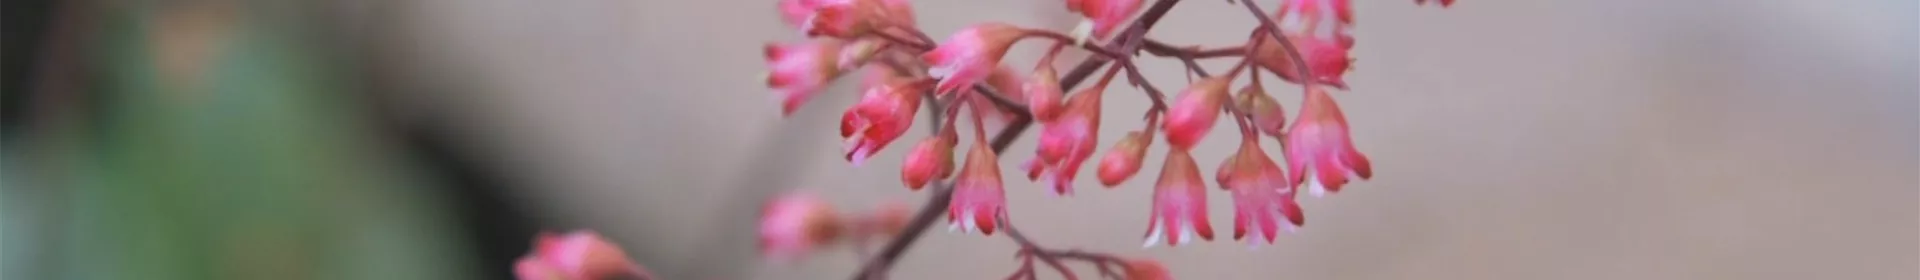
[1143,149,1214,247]
[1236,83,1288,138]
[765,39,846,116]
[949,107,1007,235]
[1218,133,1301,244]
[923,22,1026,96]
[841,79,930,166]
[759,192,847,262]
[1249,31,1352,89]
[514,230,654,280]
[900,125,958,190]
[1285,87,1372,197]
[1163,76,1233,151]
[1023,80,1105,196]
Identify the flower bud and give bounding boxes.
[759,192,845,262]
[900,127,957,190]
[1163,77,1232,150]
[1024,63,1065,122]
[765,39,846,116]
[514,230,653,280]
[1097,131,1151,187]
[1123,258,1173,280]
[1249,31,1351,89]
[1236,84,1287,138]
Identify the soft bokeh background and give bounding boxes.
[3,0,1915,280]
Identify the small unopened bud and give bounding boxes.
[1236,84,1287,137]
[1097,131,1151,187]
[900,127,957,190]
[1163,77,1232,150]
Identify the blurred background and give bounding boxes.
[2,0,1915,279]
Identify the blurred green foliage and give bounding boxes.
[5,2,480,279]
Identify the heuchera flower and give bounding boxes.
[1250,31,1352,89]
[802,0,908,39]
[1218,133,1303,244]
[1163,77,1231,151]
[900,126,957,190]
[949,121,1007,235]
[1286,87,1372,197]
[1096,128,1152,187]
[923,23,1026,96]
[1024,62,1065,122]
[759,192,846,262]
[1123,258,1173,280]
[766,39,846,116]
[841,79,928,166]
[514,230,653,280]
[1066,0,1144,41]
[1236,84,1288,138]
[1143,149,1214,247]
[1023,84,1103,195]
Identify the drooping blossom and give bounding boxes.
[514,230,654,280]
[923,23,1026,96]
[1096,128,1152,187]
[777,0,817,27]
[1236,84,1288,138]
[1023,83,1104,195]
[948,113,1007,235]
[1066,0,1144,42]
[1218,133,1301,244]
[1143,149,1214,247]
[1163,76,1232,150]
[1285,87,1372,197]
[765,39,846,116]
[1123,258,1174,280]
[1023,59,1065,122]
[900,125,957,190]
[802,0,912,39]
[841,79,929,166]
[759,192,846,262]
[1249,30,1352,89]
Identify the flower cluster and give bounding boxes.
[516,0,1455,279]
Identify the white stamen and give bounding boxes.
[948,220,961,232]
[961,211,978,233]
[1177,222,1197,245]
[1305,172,1328,198]
[1142,224,1165,248]
[927,65,955,79]
[849,148,871,167]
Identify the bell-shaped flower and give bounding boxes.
[841,79,928,166]
[1022,85,1104,195]
[948,121,1007,235]
[765,39,846,116]
[1096,129,1152,187]
[1066,0,1144,42]
[1236,84,1288,138]
[1285,87,1372,197]
[1123,258,1174,280]
[1249,31,1351,89]
[1024,62,1065,122]
[514,230,654,280]
[802,0,907,39]
[1218,133,1301,244]
[758,192,846,262]
[923,23,1026,96]
[1163,77,1232,150]
[900,125,957,190]
[1143,149,1214,247]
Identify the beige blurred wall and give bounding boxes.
[371,0,1917,279]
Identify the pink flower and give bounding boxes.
[1250,31,1352,89]
[777,0,821,27]
[802,0,882,38]
[759,192,846,262]
[900,126,957,190]
[1067,0,1144,40]
[1162,77,1231,151]
[1023,85,1104,195]
[841,79,928,166]
[1218,134,1301,244]
[1096,129,1151,187]
[923,23,1025,96]
[1024,63,1065,122]
[1416,0,1457,7]
[765,39,846,116]
[1143,149,1214,247]
[1123,258,1174,280]
[514,230,653,280]
[949,128,1007,235]
[1285,87,1372,197]
[1236,84,1287,138]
